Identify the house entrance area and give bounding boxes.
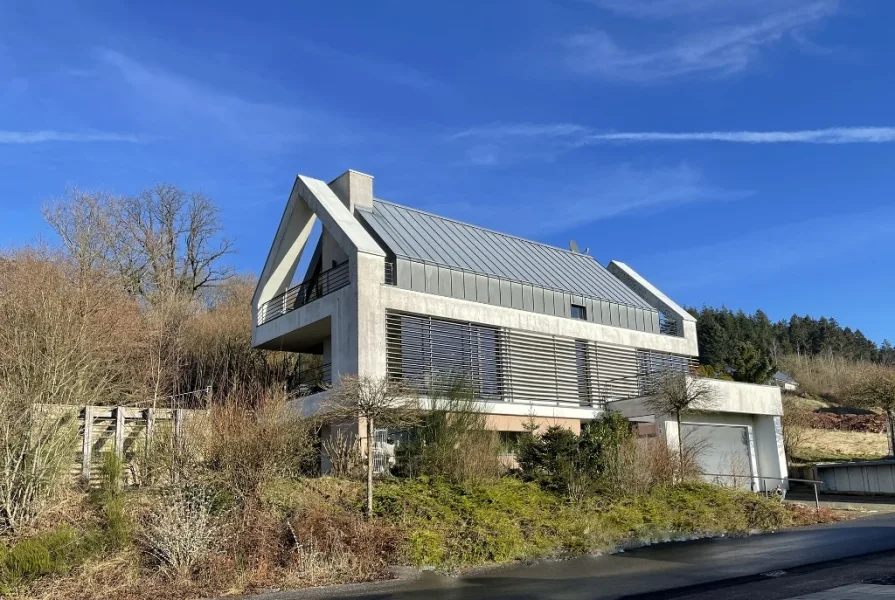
[681,423,754,490]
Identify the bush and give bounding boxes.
[374,477,792,569]
[516,413,639,499]
[394,380,502,484]
[255,478,399,586]
[375,477,566,567]
[0,526,102,590]
[0,403,79,535]
[141,485,222,576]
[199,394,318,501]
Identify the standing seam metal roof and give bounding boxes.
[356,199,653,310]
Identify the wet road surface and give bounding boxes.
[260,513,895,600]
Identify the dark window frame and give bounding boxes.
[571,304,587,320]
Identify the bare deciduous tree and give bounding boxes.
[120,184,234,300]
[780,398,811,462]
[42,188,119,277]
[850,364,895,456]
[323,376,419,517]
[43,184,234,302]
[645,370,718,476]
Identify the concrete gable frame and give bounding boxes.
[252,174,386,326]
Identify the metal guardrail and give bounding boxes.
[258,261,350,326]
[288,362,332,396]
[658,311,679,336]
[599,361,701,403]
[704,473,823,510]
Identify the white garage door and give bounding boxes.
[680,423,753,490]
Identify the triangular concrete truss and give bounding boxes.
[252,174,385,320]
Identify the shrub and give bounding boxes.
[394,380,502,484]
[0,526,101,590]
[141,485,222,576]
[516,413,639,499]
[0,402,79,535]
[199,393,318,501]
[321,427,362,479]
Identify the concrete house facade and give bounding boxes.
[253,170,788,489]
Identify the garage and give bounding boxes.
[680,423,754,489]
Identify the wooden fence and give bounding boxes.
[51,405,207,487]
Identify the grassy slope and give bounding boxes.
[784,392,888,464]
[373,477,797,569]
[795,430,888,463]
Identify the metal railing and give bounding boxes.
[658,311,680,336]
[384,262,396,285]
[704,473,823,510]
[599,359,701,403]
[257,261,350,326]
[288,362,332,396]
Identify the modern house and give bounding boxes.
[252,170,788,489]
[771,371,799,392]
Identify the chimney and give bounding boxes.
[328,169,373,213]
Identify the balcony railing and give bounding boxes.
[257,261,350,326]
[384,262,396,285]
[599,359,701,404]
[658,311,681,336]
[288,362,332,396]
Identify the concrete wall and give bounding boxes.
[611,378,787,490]
[377,284,698,357]
[610,377,783,419]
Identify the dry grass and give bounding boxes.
[795,429,888,463]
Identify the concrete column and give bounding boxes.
[81,406,95,484]
[754,414,789,490]
[114,406,125,457]
[353,252,387,379]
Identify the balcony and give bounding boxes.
[258,261,350,326]
[288,361,332,396]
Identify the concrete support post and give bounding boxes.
[172,408,185,483]
[145,408,155,460]
[114,406,125,457]
[81,406,94,484]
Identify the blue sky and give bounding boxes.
[2,1,895,342]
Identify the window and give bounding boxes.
[571,304,587,320]
[386,311,503,399]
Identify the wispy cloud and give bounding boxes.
[0,130,151,144]
[420,163,748,237]
[297,40,446,91]
[94,48,358,151]
[452,124,895,154]
[649,204,895,291]
[563,0,839,82]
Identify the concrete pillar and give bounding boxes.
[754,414,789,490]
[114,406,125,457]
[81,406,95,484]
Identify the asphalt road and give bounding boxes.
[256,513,895,600]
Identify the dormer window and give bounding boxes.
[571,304,586,320]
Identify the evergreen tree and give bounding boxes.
[729,341,776,384]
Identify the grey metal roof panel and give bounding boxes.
[357,199,653,310]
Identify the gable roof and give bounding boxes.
[356,199,653,309]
